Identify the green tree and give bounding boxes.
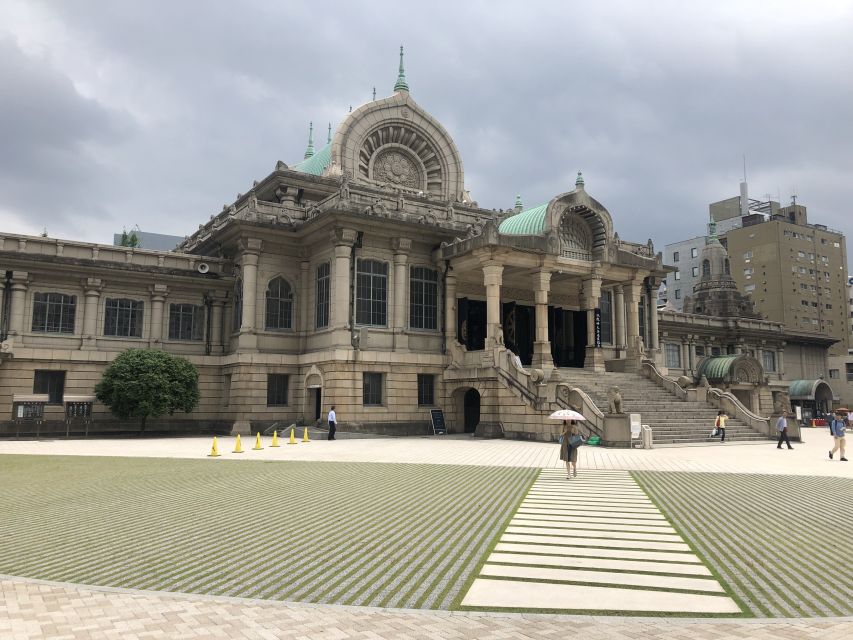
[95,349,200,434]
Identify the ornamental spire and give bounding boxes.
[327,122,332,144]
[514,194,524,212]
[575,170,584,189]
[393,45,409,93]
[303,122,315,159]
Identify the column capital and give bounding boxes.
[238,237,263,254]
[300,260,310,271]
[480,261,503,286]
[331,227,359,246]
[391,237,412,254]
[81,277,103,294]
[10,270,29,287]
[534,270,552,291]
[149,283,169,301]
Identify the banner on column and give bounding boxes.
[594,308,602,347]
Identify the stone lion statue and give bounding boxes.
[608,386,624,414]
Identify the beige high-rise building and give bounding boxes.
[723,204,850,359]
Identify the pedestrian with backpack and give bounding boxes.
[829,411,847,461]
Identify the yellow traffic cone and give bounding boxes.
[270,430,280,447]
[302,427,310,443]
[287,427,298,445]
[207,436,221,457]
[233,434,244,453]
[252,432,263,450]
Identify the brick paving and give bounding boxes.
[2,576,851,639]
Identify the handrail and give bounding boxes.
[706,387,772,436]
[555,384,604,438]
[641,360,687,400]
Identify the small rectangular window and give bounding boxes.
[363,372,383,406]
[32,293,76,334]
[674,289,681,300]
[665,343,681,368]
[829,369,840,379]
[34,370,65,404]
[692,266,699,277]
[417,374,435,406]
[266,374,289,406]
[695,345,705,357]
[672,251,680,262]
[762,350,777,373]
[674,271,681,280]
[104,298,144,337]
[168,304,205,341]
[315,262,330,328]
[743,251,753,259]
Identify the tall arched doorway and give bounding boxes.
[463,389,480,433]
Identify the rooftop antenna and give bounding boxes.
[791,188,798,205]
[372,86,376,101]
[327,122,332,144]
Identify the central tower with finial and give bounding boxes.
[394,45,409,93]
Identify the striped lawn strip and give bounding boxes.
[509,518,677,534]
[488,552,712,576]
[0,455,534,609]
[511,513,674,527]
[480,564,725,593]
[493,542,699,563]
[634,471,853,617]
[636,473,847,618]
[520,500,658,513]
[505,526,683,542]
[529,485,646,493]
[523,495,654,505]
[309,465,528,606]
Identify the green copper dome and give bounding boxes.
[293,141,331,176]
[695,355,738,382]
[499,203,548,235]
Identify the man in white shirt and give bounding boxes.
[327,406,337,441]
[776,411,793,449]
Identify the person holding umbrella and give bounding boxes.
[551,409,586,479]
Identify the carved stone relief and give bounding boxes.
[372,150,421,189]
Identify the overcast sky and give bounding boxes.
[1,0,852,258]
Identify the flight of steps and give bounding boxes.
[557,369,770,445]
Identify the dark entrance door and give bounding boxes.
[503,302,535,365]
[458,297,486,351]
[549,307,587,367]
[463,389,480,433]
[313,388,322,421]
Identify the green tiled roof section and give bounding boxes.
[498,203,548,235]
[788,379,825,399]
[293,142,331,175]
[695,355,738,382]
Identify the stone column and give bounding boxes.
[237,238,262,352]
[582,275,604,371]
[681,340,690,372]
[614,285,626,356]
[81,277,103,349]
[777,343,786,378]
[392,238,411,350]
[649,291,660,351]
[332,228,358,330]
[149,284,168,347]
[299,260,309,351]
[481,261,503,346]
[8,271,29,336]
[444,272,458,344]
[210,294,226,354]
[624,279,643,357]
[532,270,553,368]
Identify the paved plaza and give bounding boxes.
[1,432,852,638]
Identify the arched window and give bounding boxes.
[265,277,294,330]
[724,258,731,275]
[233,278,243,330]
[702,259,711,277]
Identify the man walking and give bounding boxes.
[327,405,337,441]
[776,410,793,449]
[829,411,847,461]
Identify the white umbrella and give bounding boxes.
[548,409,586,421]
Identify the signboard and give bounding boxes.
[430,409,446,435]
[594,308,602,348]
[630,413,642,438]
[795,405,802,422]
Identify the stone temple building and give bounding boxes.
[1,51,787,444]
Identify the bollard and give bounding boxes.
[287,427,298,445]
[302,427,310,443]
[207,436,221,457]
[233,434,244,453]
[252,432,263,450]
[270,430,280,447]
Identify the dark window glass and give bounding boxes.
[265,277,293,330]
[316,262,330,328]
[34,370,65,404]
[638,295,647,345]
[103,298,144,337]
[702,259,711,277]
[266,374,289,406]
[417,374,435,406]
[599,290,613,344]
[32,293,76,334]
[363,372,383,405]
[356,259,387,326]
[410,267,438,330]
[168,304,204,341]
[233,278,243,330]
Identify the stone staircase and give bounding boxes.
[556,368,769,445]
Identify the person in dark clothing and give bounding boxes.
[327,405,337,441]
